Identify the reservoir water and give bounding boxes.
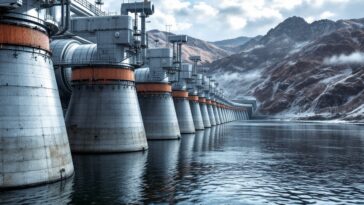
[1,121,364,204]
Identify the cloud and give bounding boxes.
[307,0,350,7]
[320,11,335,19]
[324,52,364,65]
[215,70,262,84]
[103,0,364,41]
[227,16,247,30]
[193,2,218,17]
[272,0,304,10]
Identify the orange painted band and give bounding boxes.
[172,90,189,98]
[212,101,217,106]
[188,95,199,102]
[206,100,212,105]
[72,68,134,82]
[199,97,206,103]
[0,24,49,51]
[136,83,172,93]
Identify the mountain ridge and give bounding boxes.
[211,36,252,52]
[207,16,364,121]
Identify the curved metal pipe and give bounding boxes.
[60,0,65,28]
[56,0,71,36]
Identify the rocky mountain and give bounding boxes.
[254,28,364,121]
[211,36,252,52]
[208,16,364,121]
[233,35,263,52]
[147,30,232,63]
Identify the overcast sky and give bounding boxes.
[104,0,364,41]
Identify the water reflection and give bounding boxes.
[71,152,147,204]
[202,128,211,151]
[0,178,73,205]
[143,140,181,203]
[253,122,364,204]
[1,122,364,204]
[193,130,204,152]
[216,121,364,204]
[178,134,195,175]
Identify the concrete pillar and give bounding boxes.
[137,86,181,140]
[213,104,221,125]
[218,107,225,124]
[207,102,216,126]
[0,17,74,188]
[67,70,148,152]
[199,98,211,128]
[222,109,227,123]
[0,51,75,187]
[173,91,195,134]
[189,97,205,130]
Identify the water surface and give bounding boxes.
[1,121,364,204]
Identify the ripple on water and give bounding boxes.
[0,121,364,204]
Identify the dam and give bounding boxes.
[0,0,252,189]
[2,1,361,205]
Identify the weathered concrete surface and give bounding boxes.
[213,106,221,125]
[174,98,196,134]
[138,93,181,140]
[207,104,216,126]
[0,49,74,189]
[189,101,205,130]
[66,83,148,152]
[200,103,211,128]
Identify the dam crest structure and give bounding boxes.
[0,0,255,189]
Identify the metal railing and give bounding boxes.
[73,0,106,16]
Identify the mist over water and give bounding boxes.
[1,121,364,204]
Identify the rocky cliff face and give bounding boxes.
[208,16,364,121]
[254,28,364,120]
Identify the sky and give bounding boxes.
[104,0,364,41]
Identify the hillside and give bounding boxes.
[208,16,364,121]
[147,30,232,64]
[211,36,252,52]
